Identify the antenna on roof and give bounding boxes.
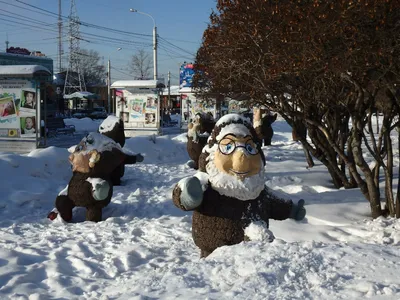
[5,33,9,51]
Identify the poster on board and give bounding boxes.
[180,93,216,123]
[115,90,159,130]
[0,79,39,153]
[0,80,38,138]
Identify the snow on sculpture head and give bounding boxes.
[199,113,266,200]
[69,132,124,176]
[99,115,125,147]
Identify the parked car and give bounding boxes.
[89,107,108,119]
[72,109,91,119]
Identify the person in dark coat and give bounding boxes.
[253,108,277,146]
[98,116,144,185]
[186,112,215,170]
[173,113,306,258]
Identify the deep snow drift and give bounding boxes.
[0,117,399,300]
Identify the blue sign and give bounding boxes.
[179,63,195,88]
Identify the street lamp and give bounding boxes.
[107,47,122,114]
[129,8,157,80]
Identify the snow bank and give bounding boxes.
[0,117,399,299]
[124,134,189,163]
[64,117,102,133]
[0,146,71,211]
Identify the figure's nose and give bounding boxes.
[232,149,248,171]
[68,154,74,163]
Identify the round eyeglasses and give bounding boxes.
[218,138,259,155]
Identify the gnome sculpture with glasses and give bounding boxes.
[172,113,306,258]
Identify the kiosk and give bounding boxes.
[111,80,163,137]
[0,65,51,153]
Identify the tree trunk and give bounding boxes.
[346,136,358,187]
[303,146,315,168]
[397,128,400,218]
[351,128,383,218]
[365,175,384,219]
[383,128,395,216]
[292,121,314,168]
[307,127,352,188]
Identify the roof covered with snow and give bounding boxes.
[63,91,98,99]
[178,87,194,93]
[0,65,51,78]
[111,80,162,89]
[162,85,180,95]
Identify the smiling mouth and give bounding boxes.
[229,169,250,175]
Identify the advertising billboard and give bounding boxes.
[179,63,195,89]
[116,90,159,131]
[180,93,216,124]
[0,79,39,153]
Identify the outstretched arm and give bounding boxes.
[264,187,306,221]
[172,176,204,211]
[124,153,144,164]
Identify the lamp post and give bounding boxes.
[129,8,157,80]
[107,47,122,114]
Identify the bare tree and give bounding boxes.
[76,49,106,86]
[194,0,400,219]
[130,49,151,80]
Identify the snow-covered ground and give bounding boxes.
[0,117,399,299]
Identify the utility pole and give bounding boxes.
[153,26,158,80]
[107,58,111,114]
[58,0,63,73]
[63,0,86,97]
[129,9,157,80]
[167,71,171,108]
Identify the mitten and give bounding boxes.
[290,199,306,220]
[179,176,203,210]
[136,153,144,162]
[92,180,110,201]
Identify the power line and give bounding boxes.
[158,37,195,56]
[0,17,59,35]
[12,0,197,51]
[0,0,59,19]
[13,0,153,40]
[111,66,132,77]
[0,8,54,26]
[14,0,67,20]
[79,31,152,47]
[158,44,194,61]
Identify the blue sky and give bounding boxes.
[0,0,217,84]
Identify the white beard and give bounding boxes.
[206,152,266,201]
